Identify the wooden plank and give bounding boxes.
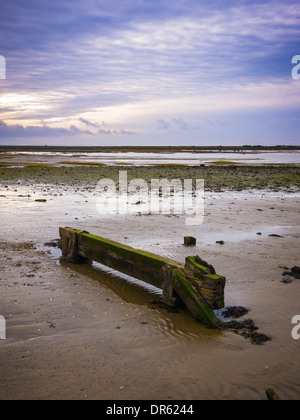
[60,227,182,290]
[59,227,226,328]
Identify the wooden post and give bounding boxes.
[59,227,226,328]
[184,237,196,246]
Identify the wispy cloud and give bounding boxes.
[79,118,101,129]
[156,119,170,130]
[172,119,189,130]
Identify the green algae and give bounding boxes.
[172,269,219,328]
[1,165,300,191]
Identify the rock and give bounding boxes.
[291,266,300,279]
[222,306,249,319]
[221,318,271,345]
[244,331,271,345]
[44,241,59,248]
[281,275,294,284]
[282,271,293,276]
[223,319,258,331]
[282,267,300,280]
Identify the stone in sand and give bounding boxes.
[281,275,294,284]
[291,266,300,279]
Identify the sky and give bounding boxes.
[0,0,299,146]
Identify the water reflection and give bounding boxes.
[56,248,162,306]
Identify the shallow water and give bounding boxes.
[1,149,300,166]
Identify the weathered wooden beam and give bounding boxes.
[59,227,226,328]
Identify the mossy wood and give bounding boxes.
[59,227,226,328]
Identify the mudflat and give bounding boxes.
[1,164,300,191]
[0,163,300,400]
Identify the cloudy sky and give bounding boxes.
[0,0,299,146]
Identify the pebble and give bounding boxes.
[281,275,294,284]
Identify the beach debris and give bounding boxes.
[223,319,257,331]
[240,330,271,345]
[216,240,225,245]
[184,236,196,246]
[221,318,271,345]
[35,199,47,202]
[266,388,281,401]
[281,275,294,284]
[59,227,226,328]
[268,234,284,238]
[291,266,300,279]
[44,240,59,248]
[219,306,271,345]
[281,266,300,283]
[221,306,249,318]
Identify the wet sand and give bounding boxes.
[0,165,300,400]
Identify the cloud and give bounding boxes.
[155,117,203,131]
[1,1,300,145]
[4,1,300,102]
[157,118,189,130]
[172,118,188,130]
[98,128,137,136]
[78,118,101,128]
[156,119,170,130]
[0,119,138,139]
[0,120,93,138]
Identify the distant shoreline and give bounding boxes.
[1,145,300,153]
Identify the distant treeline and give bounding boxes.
[0,145,299,153]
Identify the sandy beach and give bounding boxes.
[0,157,300,400]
